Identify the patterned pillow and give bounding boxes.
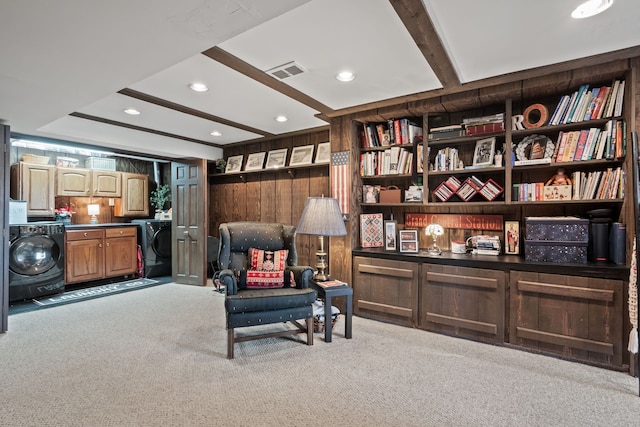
[240,269,295,289]
[248,248,288,271]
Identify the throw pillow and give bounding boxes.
[248,248,288,271]
[240,269,295,289]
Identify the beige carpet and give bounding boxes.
[1,282,639,427]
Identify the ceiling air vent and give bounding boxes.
[266,61,306,80]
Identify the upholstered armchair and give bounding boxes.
[218,222,317,359]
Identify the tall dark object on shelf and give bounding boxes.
[632,130,640,396]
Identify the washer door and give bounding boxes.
[152,227,172,259]
[9,236,61,276]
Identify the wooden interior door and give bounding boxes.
[1,124,9,333]
[172,159,207,285]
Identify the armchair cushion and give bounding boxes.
[249,247,288,271]
[240,269,295,289]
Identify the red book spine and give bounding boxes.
[465,122,505,136]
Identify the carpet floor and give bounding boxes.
[1,282,639,426]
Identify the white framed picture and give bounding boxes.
[314,142,330,164]
[225,155,244,173]
[399,230,418,253]
[472,137,496,166]
[289,145,315,166]
[244,152,266,171]
[265,148,288,169]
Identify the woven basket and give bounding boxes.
[314,314,339,333]
[22,154,50,164]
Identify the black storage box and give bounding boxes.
[524,217,589,264]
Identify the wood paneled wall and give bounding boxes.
[208,129,330,268]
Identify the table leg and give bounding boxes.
[324,294,332,343]
[345,293,352,339]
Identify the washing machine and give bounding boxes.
[131,219,172,278]
[9,222,65,302]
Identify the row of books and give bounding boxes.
[361,119,423,148]
[548,79,625,125]
[432,147,460,171]
[552,119,625,162]
[359,147,414,176]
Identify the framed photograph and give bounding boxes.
[225,155,243,173]
[314,142,330,164]
[362,185,380,203]
[289,145,315,166]
[505,221,520,255]
[384,220,397,251]
[265,148,288,169]
[472,137,496,166]
[399,229,419,253]
[244,152,266,171]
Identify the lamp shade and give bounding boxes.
[87,204,100,216]
[296,197,346,236]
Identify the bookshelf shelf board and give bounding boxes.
[429,167,505,176]
[512,159,624,171]
[360,143,416,152]
[511,117,622,138]
[510,199,623,205]
[427,132,504,146]
[361,173,414,180]
[361,202,426,207]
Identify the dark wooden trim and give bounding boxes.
[326,45,640,118]
[118,88,272,137]
[221,124,329,148]
[69,112,222,147]
[517,280,615,302]
[389,0,460,88]
[516,327,614,355]
[202,47,335,116]
[426,272,498,289]
[357,264,415,278]
[426,313,498,335]
[358,300,414,318]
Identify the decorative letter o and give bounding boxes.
[522,104,549,129]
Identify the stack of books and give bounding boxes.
[428,124,464,140]
[463,113,505,136]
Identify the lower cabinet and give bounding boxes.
[65,227,137,284]
[419,264,505,345]
[509,270,624,369]
[353,256,418,327]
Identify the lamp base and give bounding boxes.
[313,271,331,282]
[89,216,98,224]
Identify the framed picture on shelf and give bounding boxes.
[225,155,243,173]
[289,145,315,166]
[265,148,288,169]
[315,142,330,164]
[399,229,419,253]
[505,221,520,255]
[472,137,496,166]
[244,152,266,171]
[384,220,397,251]
[360,213,384,248]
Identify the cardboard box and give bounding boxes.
[543,184,572,201]
[379,186,401,203]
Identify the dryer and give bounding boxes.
[9,222,65,302]
[132,220,172,278]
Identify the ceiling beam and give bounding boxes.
[389,0,460,88]
[118,88,272,137]
[202,46,335,116]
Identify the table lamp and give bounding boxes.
[88,204,100,224]
[296,196,347,281]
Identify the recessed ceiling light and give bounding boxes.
[336,71,355,82]
[189,82,209,92]
[210,131,222,137]
[123,108,140,115]
[571,0,613,19]
[275,115,288,122]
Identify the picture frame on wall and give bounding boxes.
[359,213,384,248]
[472,137,496,166]
[314,142,331,164]
[225,155,243,173]
[289,145,315,166]
[265,148,288,169]
[244,152,266,171]
[399,229,419,253]
[384,220,397,251]
[505,220,520,255]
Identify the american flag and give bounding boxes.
[331,151,350,214]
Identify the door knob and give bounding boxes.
[183,230,189,235]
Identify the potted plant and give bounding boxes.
[150,184,171,219]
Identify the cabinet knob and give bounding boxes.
[83,232,88,237]
[119,230,123,235]
[98,243,102,248]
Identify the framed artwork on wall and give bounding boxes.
[384,220,397,251]
[265,148,288,169]
[399,229,418,253]
[244,152,266,171]
[225,155,243,173]
[315,142,330,164]
[505,221,520,255]
[360,213,383,248]
[289,145,315,166]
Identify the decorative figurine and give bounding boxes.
[545,167,572,186]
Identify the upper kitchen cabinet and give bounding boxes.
[114,172,148,217]
[92,170,122,197]
[56,167,92,196]
[10,162,55,216]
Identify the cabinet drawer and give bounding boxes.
[105,227,136,238]
[66,229,104,241]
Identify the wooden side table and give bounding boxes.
[311,279,353,343]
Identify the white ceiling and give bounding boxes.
[1,0,639,160]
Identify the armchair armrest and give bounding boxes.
[289,265,314,289]
[219,269,238,295]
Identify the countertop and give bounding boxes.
[64,223,139,229]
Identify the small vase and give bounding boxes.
[55,214,71,225]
